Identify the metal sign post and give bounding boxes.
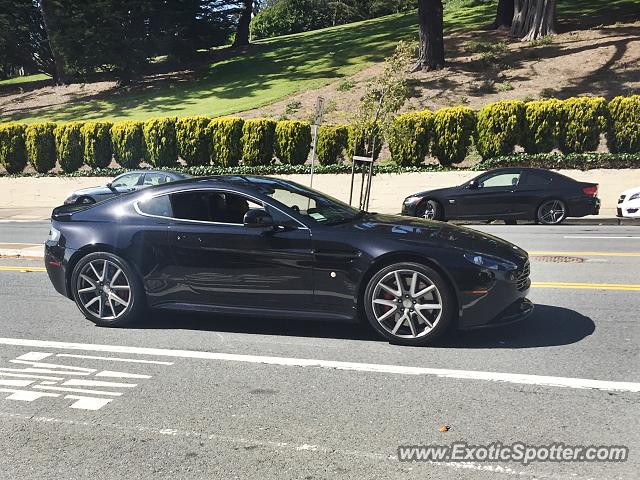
[309,96,325,188]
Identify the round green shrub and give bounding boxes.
[0,123,27,174]
[25,122,57,173]
[54,122,85,173]
[241,119,276,166]
[558,97,608,154]
[207,117,244,167]
[111,121,145,169]
[274,120,312,165]
[316,125,349,165]
[176,116,212,166]
[431,107,476,166]
[347,124,382,161]
[388,111,434,166]
[607,95,640,154]
[143,117,178,167]
[523,99,562,154]
[476,100,525,160]
[81,121,113,169]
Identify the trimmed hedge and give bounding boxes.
[559,97,608,154]
[54,122,85,173]
[25,122,57,173]
[241,119,276,166]
[0,123,27,174]
[388,111,434,167]
[274,120,312,165]
[207,117,244,167]
[523,99,562,153]
[81,121,113,169]
[478,152,640,170]
[316,125,349,165]
[431,106,476,166]
[607,95,640,154]
[143,117,178,167]
[347,124,382,160]
[176,116,212,166]
[111,121,145,169]
[476,100,525,160]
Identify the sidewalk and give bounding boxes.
[0,243,44,259]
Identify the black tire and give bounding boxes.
[363,262,455,346]
[71,252,145,327]
[416,199,444,221]
[77,196,95,205]
[536,199,567,225]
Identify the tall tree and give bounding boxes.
[38,0,66,84]
[492,0,514,30]
[414,0,444,71]
[511,0,557,40]
[233,0,253,47]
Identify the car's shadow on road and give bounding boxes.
[130,304,594,348]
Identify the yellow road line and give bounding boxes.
[0,266,46,272]
[532,282,640,291]
[530,251,640,257]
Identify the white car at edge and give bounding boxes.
[617,187,640,218]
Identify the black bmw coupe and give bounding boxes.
[402,167,600,225]
[45,176,532,346]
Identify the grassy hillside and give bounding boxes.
[1,0,638,123]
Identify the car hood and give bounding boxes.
[342,213,528,263]
[70,185,112,196]
[620,187,640,198]
[405,186,456,200]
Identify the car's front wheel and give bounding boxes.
[71,252,145,327]
[363,262,454,346]
[416,200,443,221]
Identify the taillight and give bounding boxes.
[582,185,598,196]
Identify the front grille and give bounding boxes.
[619,195,626,204]
[517,260,530,291]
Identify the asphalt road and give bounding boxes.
[0,225,638,479]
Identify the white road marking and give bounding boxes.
[62,379,137,388]
[96,371,152,379]
[32,385,123,396]
[0,372,64,381]
[10,360,96,372]
[57,354,174,365]
[0,379,34,387]
[64,395,113,410]
[16,352,52,361]
[563,235,640,239]
[0,367,89,376]
[0,337,638,393]
[0,389,59,401]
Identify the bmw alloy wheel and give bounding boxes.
[538,200,566,225]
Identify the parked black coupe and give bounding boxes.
[402,168,600,225]
[45,176,532,346]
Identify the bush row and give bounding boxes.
[0,96,638,174]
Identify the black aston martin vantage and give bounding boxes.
[45,176,532,346]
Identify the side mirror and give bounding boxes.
[106,182,116,191]
[467,180,479,189]
[243,208,274,228]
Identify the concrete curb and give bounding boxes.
[0,243,44,259]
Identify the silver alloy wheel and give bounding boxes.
[371,269,443,339]
[76,259,131,321]
[539,200,566,225]
[421,202,435,220]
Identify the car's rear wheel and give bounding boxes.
[416,200,443,221]
[364,262,454,346]
[537,199,567,225]
[71,252,144,327]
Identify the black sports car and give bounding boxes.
[45,176,532,346]
[402,167,600,225]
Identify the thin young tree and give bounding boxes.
[413,0,444,71]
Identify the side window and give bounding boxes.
[169,191,262,224]
[480,172,521,188]
[112,173,141,188]
[524,172,552,186]
[143,173,169,186]
[137,194,172,217]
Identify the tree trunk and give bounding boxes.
[233,0,253,47]
[39,0,66,85]
[511,0,557,41]
[413,0,444,71]
[492,0,515,29]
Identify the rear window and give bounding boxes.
[137,194,172,217]
[524,172,552,185]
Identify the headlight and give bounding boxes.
[48,226,61,242]
[404,196,423,204]
[464,252,517,271]
[629,192,640,201]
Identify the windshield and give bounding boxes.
[235,177,362,224]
